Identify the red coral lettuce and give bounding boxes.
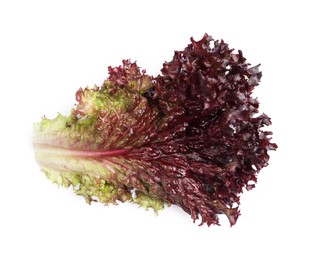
[34,34,277,226]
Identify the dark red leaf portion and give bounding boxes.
[127,34,277,226]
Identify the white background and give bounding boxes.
[1,0,310,259]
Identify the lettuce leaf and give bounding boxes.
[34,35,276,226]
